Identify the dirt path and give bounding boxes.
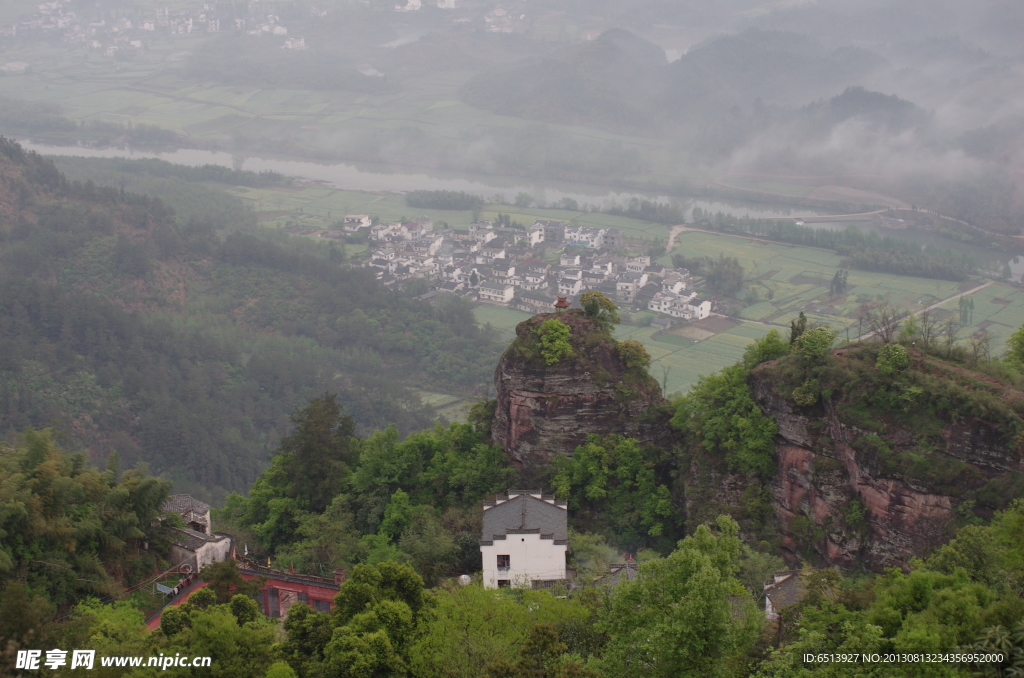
[854,279,996,342]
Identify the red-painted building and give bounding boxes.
[145,562,345,630]
[239,564,344,618]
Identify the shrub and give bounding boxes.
[876,343,910,375]
[617,340,651,370]
[792,379,820,406]
[795,326,837,363]
[743,329,789,368]
[537,319,573,365]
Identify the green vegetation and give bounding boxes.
[0,428,171,608]
[753,500,1024,677]
[219,393,516,579]
[580,291,621,330]
[596,516,762,678]
[0,138,503,500]
[689,210,975,281]
[672,364,778,480]
[406,190,485,211]
[553,435,679,551]
[538,319,575,365]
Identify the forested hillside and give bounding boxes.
[0,140,503,501]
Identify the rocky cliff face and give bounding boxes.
[492,312,668,468]
[742,361,1023,571]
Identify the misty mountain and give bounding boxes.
[461,27,890,134]
[460,28,665,132]
[663,30,888,116]
[800,87,929,136]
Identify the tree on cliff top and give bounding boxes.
[579,291,620,330]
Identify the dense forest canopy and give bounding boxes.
[0,139,503,501]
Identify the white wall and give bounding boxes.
[481,533,567,589]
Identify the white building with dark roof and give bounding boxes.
[168,527,232,573]
[480,490,568,588]
[162,494,232,572]
[478,282,515,305]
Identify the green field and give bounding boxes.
[932,282,1024,352]
[229,184,672,243]
[663,231,968,336]
[469,229,1015,397]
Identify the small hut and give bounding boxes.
[554,296,571,312]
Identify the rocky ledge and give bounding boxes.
[492,311,669,468]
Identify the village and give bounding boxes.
[350,215,713,324]
[1,0,522,57]
[1,1,310,54]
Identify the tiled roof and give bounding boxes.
[163,494,211,517]
[765,572,806,610]
[170,526,224,552]
[482,492,567,542]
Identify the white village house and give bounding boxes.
[162,494,232,573]
[480,490,568,588]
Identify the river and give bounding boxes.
[21,141,833,220]
[23,141,1021,279]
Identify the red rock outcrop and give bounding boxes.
[746,368,1018,570]
[492,311,669,467]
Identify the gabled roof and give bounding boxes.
[765,572,806,610]
[481,491,567,545]
[163,494,210,517]
[169,526,224,552]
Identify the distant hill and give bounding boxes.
[800,86,930,135]
[460,28,666,132]
[461,28,887,132]
[662,30,887,117]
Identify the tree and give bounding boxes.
[875,343,910,375]
[278,393,358,514]
[918,309,937,349]
[865,304,903,343]
[789,312,807,346]
[1006,324,1024,364]
[705,254,745,296]
[578,291,619,328]
[617,340,651,370]
[743,329,789,368]
[201,558,266,604]
[672,365,778,479]
[407,584,591,678]
[553,435,679,550]
[486,623,599,678]
[595,516,761,678]
[514,193,534,208]
[537,319,573,365]
[795,326,837,364]
[828,269,849,298]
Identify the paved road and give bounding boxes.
[854,279,996,342]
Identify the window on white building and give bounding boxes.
[497,554,510,570]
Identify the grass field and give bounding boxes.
[663,231,967,336]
